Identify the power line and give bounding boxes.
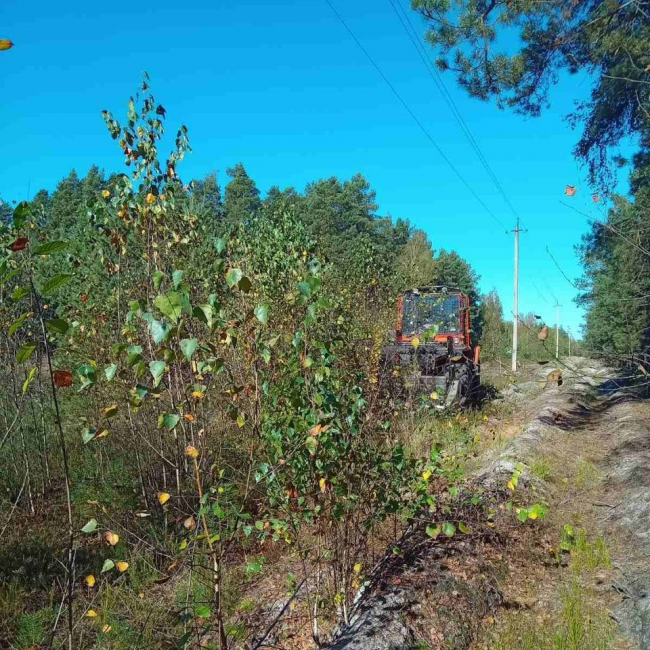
[546,246,579,289]
[323,0,509,233]
[386,0,527,230]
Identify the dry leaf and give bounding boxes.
[538,325,549,341]
[564,185,577,196]
[183,413,194,422]
[183,516,196,530]
[103,531,119,546]
[53,370,72,388]
[8,237,28,251]
[185,445,199,459]
[102,624,112,633]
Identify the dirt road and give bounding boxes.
[328,357,650,649]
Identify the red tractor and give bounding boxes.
[380,287,481,407]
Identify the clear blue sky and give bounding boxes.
[0,0,628,336]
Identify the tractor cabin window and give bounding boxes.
[402,294,462,336]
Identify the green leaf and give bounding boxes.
[517,508,529,522]
[154,291,191,323]
[81,518,98,534]
[101,559,115,573]
[40,274,73,296]
[193,304,214,329]
[12,201,30,229]
[8,312,32,336]
[215,237,227,253]
[425,524,441,538]
[180,338,198,361]
[16,342,36,363]
[10,285,30,301]
[22,367,37,393]
[442,522,456,537]
[194,605,211,618]
[172,269,184,288]
[225,267,242,288]
[254,304,269,325]
[104,364,117,381]
[152,270,165,289]
[458,521,470,534]
[0,268,19,288]
[149,360,166,387]
[245,559,263,575]
[160,413,180,430]
[45,318,69,335]
[150,319,172,345]
[126,352,144,368]
[32,240,68,255]
[82,428,97,444]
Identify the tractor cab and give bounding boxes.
[396,287,472,350]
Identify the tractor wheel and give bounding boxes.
[456,365,471,406]
[444,364,472,408]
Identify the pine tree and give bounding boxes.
[223,163,260,225]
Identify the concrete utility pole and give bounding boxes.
[555,300,562,359]
[512,218,521,372]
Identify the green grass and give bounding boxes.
[560,525,611,571]
[573,460,600,489]
[529,456,553,481]
[488,580,616,650]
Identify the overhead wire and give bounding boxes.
[323,0,509,233]
[386,0,528,231]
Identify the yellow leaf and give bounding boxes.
[183,413,194,422]
[0,39,14,51]
[429,391,438,400]
[185,445,199,459]
[101,189,110,198]
[115,561,129,573]
[411,336,420,349]
[506,480,515,491]
[138,592,145,599]
[528,510,539,520]
[422,470,431,481]
[102,624,112,633]
[309,424,322,437]
[319,477,327,493]
[146,192,155,204]
[103,531,119,546]
[86,609,98,617]
[85,574,96,587]
[191,390,205,399]
[353,563,362,573]
[157,491,171,505]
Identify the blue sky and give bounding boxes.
[0,0,627,336]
